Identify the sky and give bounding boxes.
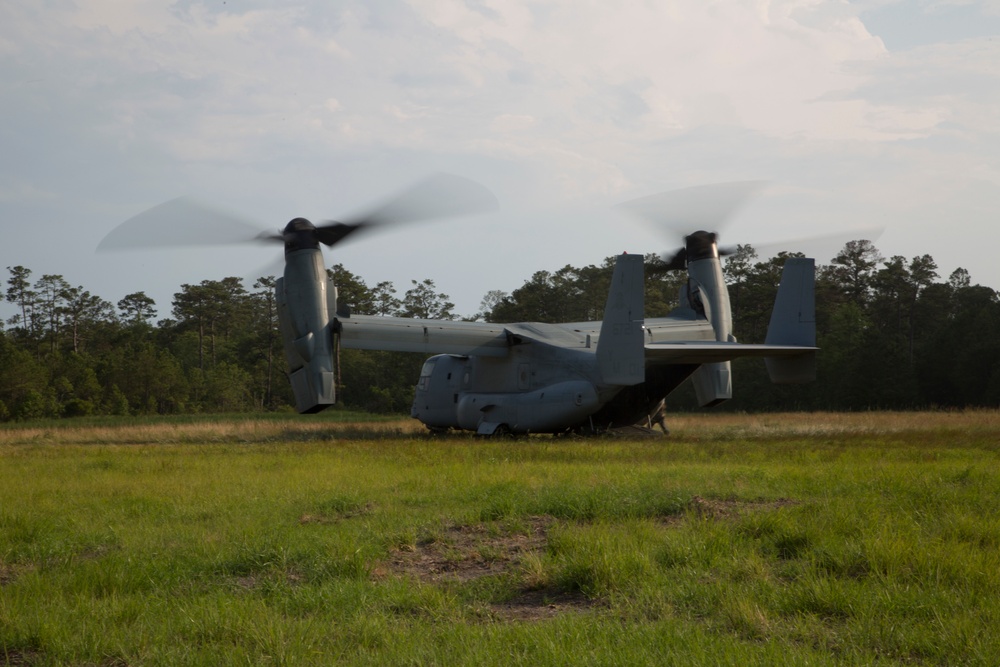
[2,0,999,322]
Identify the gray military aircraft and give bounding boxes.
[101,175,817,435]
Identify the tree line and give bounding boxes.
[2,240,998,421]
[716,242,1000,411]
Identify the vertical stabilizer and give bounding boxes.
[597,254,645,386]
[765,257,816,383]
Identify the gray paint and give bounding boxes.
[276,239,818,433]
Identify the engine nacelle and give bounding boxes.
[685,232,734,407]
[276,247,336,413]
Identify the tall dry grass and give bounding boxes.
[2,409,996,446]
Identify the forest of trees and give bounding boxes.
[2,239,999,422]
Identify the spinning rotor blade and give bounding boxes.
[617,181,882,273]
[99,173,499,254]
[749,227,885,264]
[656,248,689,273]
[615,181,766,235]
[616,181,766,272]
[97,198,268,251]
[312,172,500,248]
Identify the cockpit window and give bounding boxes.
[417,359,436,391]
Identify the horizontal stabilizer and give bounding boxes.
[646,341,818,365]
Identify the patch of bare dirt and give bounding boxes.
[383,516,552,584]
[299,502,375,525]
[381,516,595,620]
[685,495,798,521]
[1,648,44,666]
[490,588,596,621]
[383,501,798,621]
[74,545,116,562]
[0,562,31,587]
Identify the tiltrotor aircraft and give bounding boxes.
[101,175,817,435]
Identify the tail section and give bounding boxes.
[597,254,645,385]
[764,257,816,383]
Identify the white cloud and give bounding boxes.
[1,1,917,175]
[489,113,535,132]
[2,0,999,316]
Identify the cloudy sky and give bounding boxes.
[2,0,999,321]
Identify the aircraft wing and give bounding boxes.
[338,315,510,357]
[338,316,595,357]
[340,315,816,365]
[645,342,818,365]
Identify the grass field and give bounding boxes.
[2,411,999,665]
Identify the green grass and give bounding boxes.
[2,412,999,665]
[0,407,401,431]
